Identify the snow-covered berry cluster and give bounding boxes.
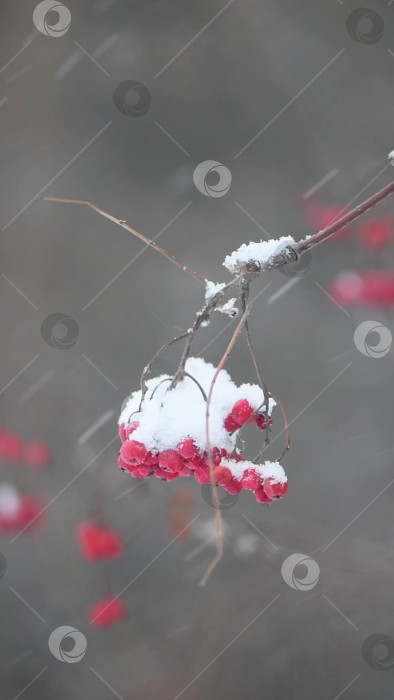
[117,358,288,504]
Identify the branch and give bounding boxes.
[42,196,205,287]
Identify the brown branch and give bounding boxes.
[42,196,205,287]
[199,305,250,586]
[296,180,394,254]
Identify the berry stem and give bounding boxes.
[200,305,250,586]
[42,196,206,286]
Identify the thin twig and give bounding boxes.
[199,305,250,586]
[42,196,205,286]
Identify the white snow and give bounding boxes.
[0,483,21,516]
[217,298,239,317]
[388,150,394,165]
[205,280,226,303]
[223,236,295,273]
[221,458,287,485]
[119,356,275,455]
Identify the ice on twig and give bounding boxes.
[223,236,295,273]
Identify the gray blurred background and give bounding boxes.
[1,0,394,698]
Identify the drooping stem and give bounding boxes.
[42,196,205,286]
[199,305,250,586]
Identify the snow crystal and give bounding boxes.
[223,236,295,273]
[119,357,275,455]
[221,458,287,485]
[205,280,226,303]
[217,298,239,317]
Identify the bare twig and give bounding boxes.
[42,196,205,286]
[199,305,250,586]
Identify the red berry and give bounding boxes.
[193,466,211,484]
[263,478,288,500]
[24,440,50,470]
[143,451,158,467]
[118,421,139,443]
[224,415,240,432]
[0,432,24,462]
[256,414,273,430]
[254,487,273,503]
[213,466,233,486]
[158,449,184,473]
[155,467,179,480]
[88,596,127,628]
[177,439,199,459]
[230,399,254,426]
[241,469,261,491]
[223,479,242,495]
[120,440,147,465]
[77,522,123,560]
